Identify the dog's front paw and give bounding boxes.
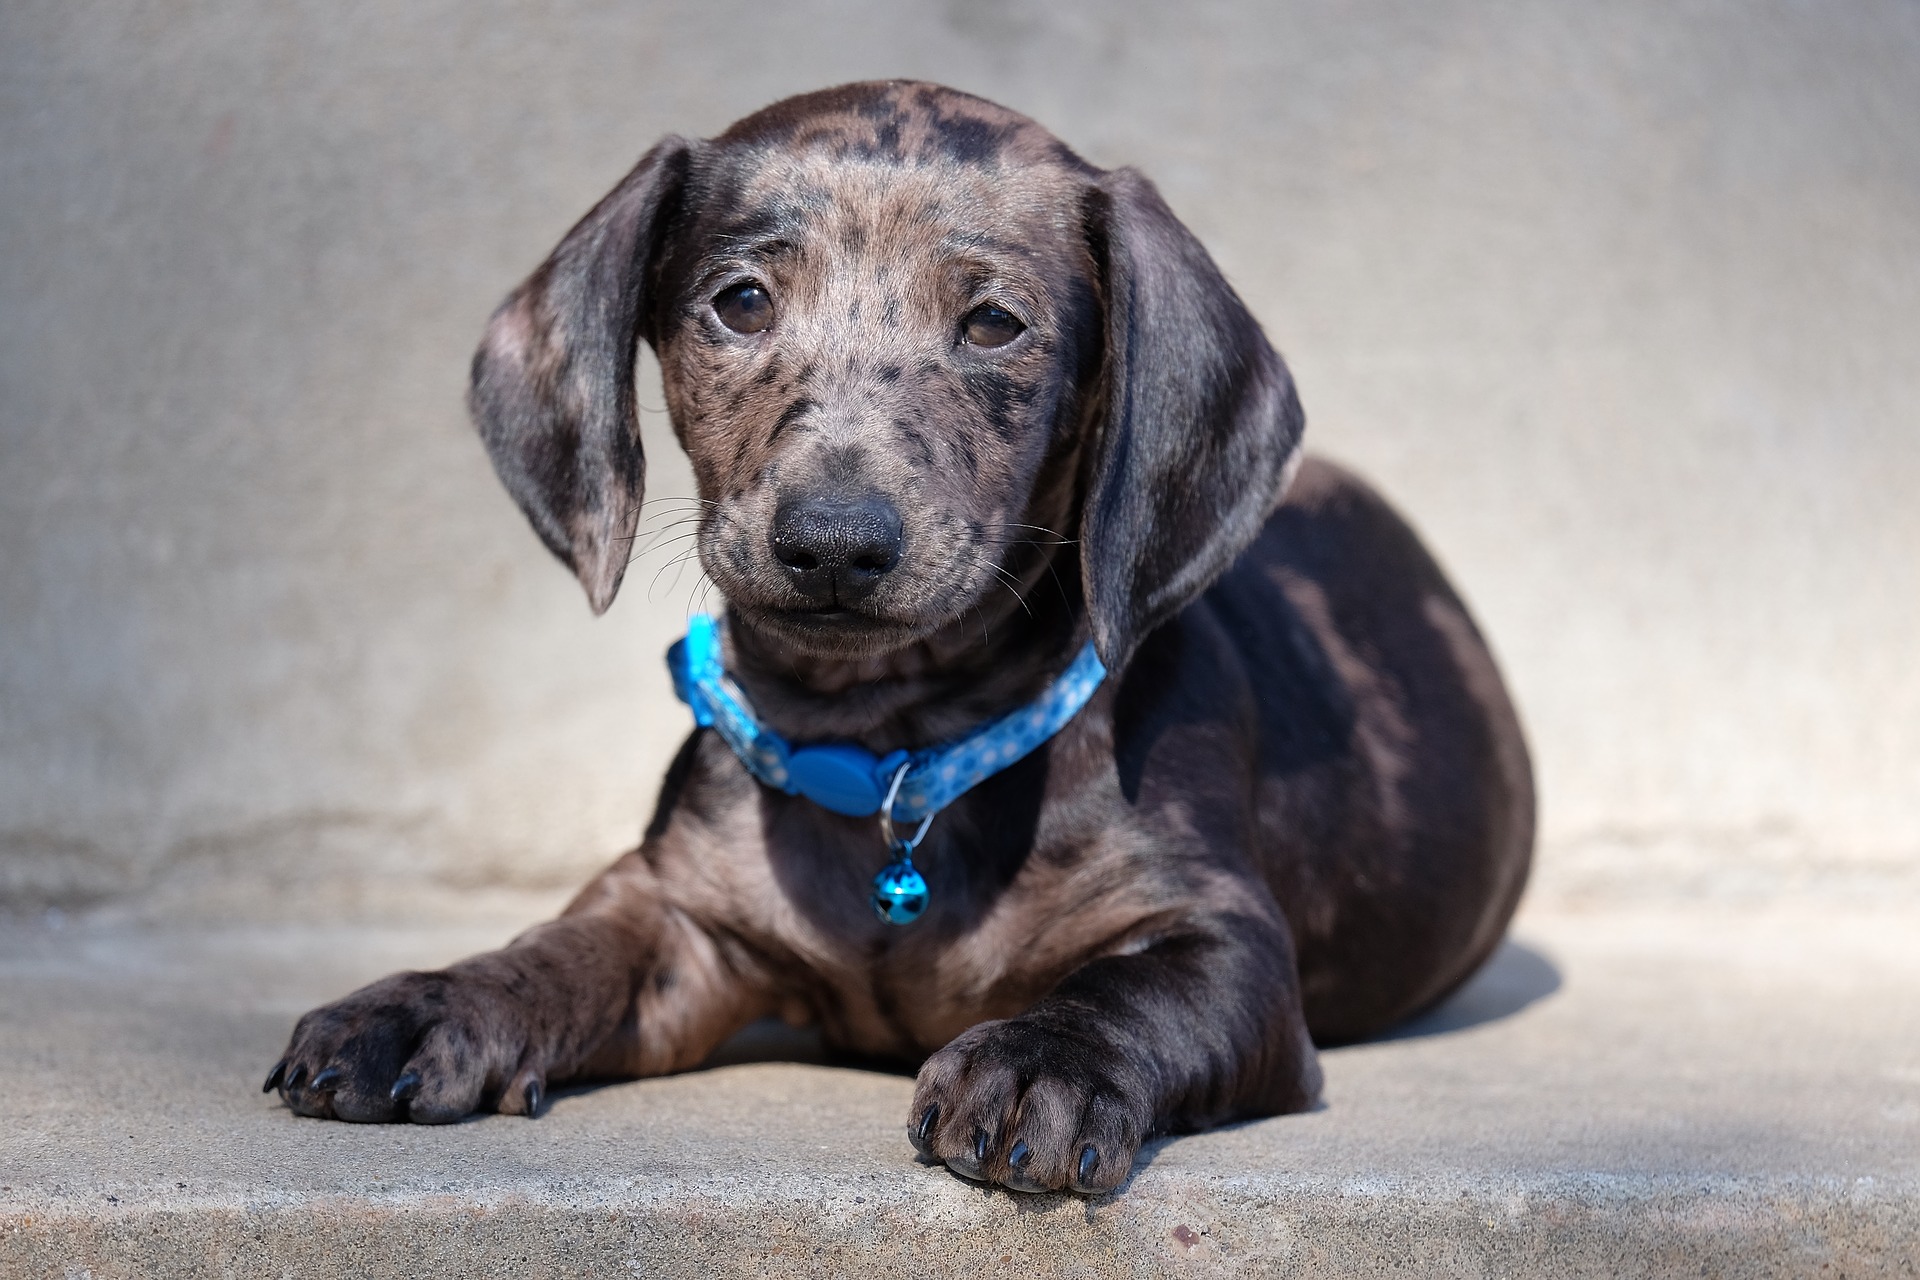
[265,969,544,1124]
[909,1018,1149,1195]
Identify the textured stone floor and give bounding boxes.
[2,901,1916,1277]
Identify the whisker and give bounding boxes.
[627,528,703,569]
[633,513,709,533]
[1040,552,1073,612]
[617,506,717,545]
[648,545,704,598]
[668,552,705,600]
[973,535,1077,550]
[966,601,990,647]
[982,557,1033,617]
[692,577,719,619]
[626,527,701,560]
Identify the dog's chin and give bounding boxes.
[731,601,933,661]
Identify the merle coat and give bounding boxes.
[267,81,1533,1196]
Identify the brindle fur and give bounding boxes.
[268,82,1533,1196]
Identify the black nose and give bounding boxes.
[770,494,903,604]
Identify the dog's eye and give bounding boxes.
[714,282,774,335]
[962,304,1024,348]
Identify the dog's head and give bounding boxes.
[471,81,1303,671]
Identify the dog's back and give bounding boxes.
[1129,455,1534,1043]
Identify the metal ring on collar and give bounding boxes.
[878,759,936,854]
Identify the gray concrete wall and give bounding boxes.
[4,0,1917,918]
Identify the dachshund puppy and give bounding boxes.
[266,81,1533,1196]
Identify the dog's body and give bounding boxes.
[269,82,1532,1195]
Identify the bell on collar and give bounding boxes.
[870,857,928,925]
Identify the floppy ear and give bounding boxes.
[1080,167,1306,670]
[468,136,695,614]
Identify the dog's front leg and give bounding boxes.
[909,910,1320,1194]
[268,848,762,1123]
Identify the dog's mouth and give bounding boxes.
[773,604,869,626]
[734,599,928,657]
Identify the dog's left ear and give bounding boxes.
[1081,168,1305,670]
[468,136,696,614]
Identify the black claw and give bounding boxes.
[389,1071,422,1103]
[973,1128,991,1163]
[309,1066,342,1092]
[524,1079,542,1118]
[1009,1139,1030,1170]
[916,1105,939,1142]
[262,1060,287,1093]
[1077,1145,1099,1185]
[284,1063,307,1091]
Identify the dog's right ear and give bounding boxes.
[468,136,695,614]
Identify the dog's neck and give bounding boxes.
[722,544,1087,754]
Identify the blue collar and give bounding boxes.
[668,614,1107,826]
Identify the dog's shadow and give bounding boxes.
[1359,938,1561,1043]
[700,1018,843,1070]
[695,937,1561,1073]
[605,939,1562,1201]
[1101,940,1565,1187]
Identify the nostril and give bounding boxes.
[850,548,897,575]
[776,546,820,573]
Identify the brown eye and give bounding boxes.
[714,282,774,334]
[962,303,1025,348]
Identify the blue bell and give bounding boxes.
[870,859,929,925]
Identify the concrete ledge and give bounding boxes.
[3,905,1917,1277]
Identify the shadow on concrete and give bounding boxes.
[1365,938,1562,1043]
[695,938,1563,1071]
[702,1019,891,1072]
[836,939,1560,1197]
[547,1022,881,1110]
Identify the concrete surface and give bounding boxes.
[4,1,1920,919]
[3,901,1917,1277]
[6,7,1918,1273]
